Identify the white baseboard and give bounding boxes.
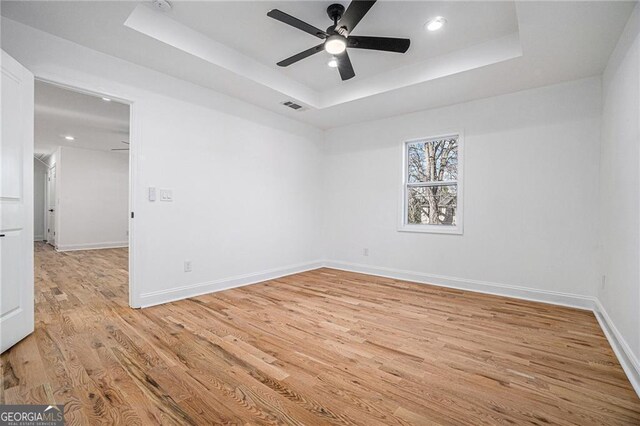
[34,235,45,241]
[593,299,640,396]
[323,260,596,311]
[137,260,324,308]
[56,241,128,252]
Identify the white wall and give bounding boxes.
[33,158,46,240]
[322,77,602,302]
[56,146,129,250]
[2,18,324,307]
[134,97,323,306]
[599,4,640,382]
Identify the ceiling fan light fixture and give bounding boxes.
[425,16,446,32]
[268,2,411,81]
[325,35,347,54]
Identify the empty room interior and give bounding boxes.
[1,0,639,424]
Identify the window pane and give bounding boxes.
[407,137,458,183]
[407,185,457,225]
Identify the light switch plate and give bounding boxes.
[149,187,157,202]
[160,189,173,202]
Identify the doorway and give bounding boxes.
[33,80,132,305]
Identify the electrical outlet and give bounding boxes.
[363,248,369,257]
[184,260,192,272]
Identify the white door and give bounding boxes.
[46,166,56,246]
[1,50,35,353]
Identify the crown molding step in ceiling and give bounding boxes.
[124,2,522,110]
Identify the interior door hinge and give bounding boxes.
[131,212,134,219]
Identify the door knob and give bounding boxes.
[48,209,54,212]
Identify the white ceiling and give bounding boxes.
[167,1,519,91]
[2,1,636,129]
[34,81,130,158]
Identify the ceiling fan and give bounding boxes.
[111,141,129,151]
[267,0,410,81]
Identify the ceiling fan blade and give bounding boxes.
[277,44,324,67]
[336,51,355,81]
[267,9,328,39]
[337,1,376,34]
[347,36,410,53]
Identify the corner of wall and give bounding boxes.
[596,1,640,398]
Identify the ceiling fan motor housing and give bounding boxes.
[327,4,345,25]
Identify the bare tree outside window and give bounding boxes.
[405,136,459,226]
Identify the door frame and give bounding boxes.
[34,76,140,309]
[45,164,56,246]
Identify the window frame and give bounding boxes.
[398,132,464,235]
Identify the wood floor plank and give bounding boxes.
[1,242,638,425]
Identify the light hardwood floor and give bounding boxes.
[1,243,639,425]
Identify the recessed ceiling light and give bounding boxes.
[328,57,338,68]
[101,97,111,102]
[64,135,75,141]
[325,35,347,55]
[425,16,446,32]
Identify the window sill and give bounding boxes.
[397,224,463,235]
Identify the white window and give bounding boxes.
[400,133,463,234]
